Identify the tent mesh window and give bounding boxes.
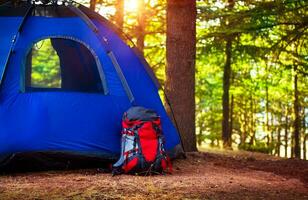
[25,38,104,93]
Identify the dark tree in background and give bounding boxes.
[136,0,146,54]
[114,0,124,30]
[165,0,197,152]
[293,65,300,158]
[222,37,232,148]
[89,0,96,11]
[221,0,234,148]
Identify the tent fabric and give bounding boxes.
[0,17,22,86]
[0,3,181,164]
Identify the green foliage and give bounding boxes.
[238,142,274,154]
[31,39,61,88]
[196,0,307,157]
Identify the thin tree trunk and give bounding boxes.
[266,83,271,149]
[271,113,275,155]
[304,134,307,160]
[115,0,124,30]
[197,123,203,146]
[249,95,255,146]
[165,0,197,152]
[245,106,249,145]
[291,133,294,158]
[293,65,300,158]
[222,0,234,149]
[89,0,96,11]
[229,94,234,145]
[209,107,214,147]
[277,126,281,157]
[303,109,307,160]
[137,0,146,53]
[285,108,289,158]
[277,111,282,157]
[222,38,232,148]
[240,100,247,146]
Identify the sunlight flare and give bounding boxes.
[125,0,139,12]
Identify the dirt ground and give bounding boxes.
[0,149,307,200]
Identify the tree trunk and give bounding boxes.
[165,0,197,152]
[249,95,255,146]
[266,83,271,149]
[291,133,294,158]
[137,0,146,53]
[293,65,300,158]
[277,126,281,157]
[115,0,124,30]
[303,109,307,160]
[277,112,282,157]
[271,113,275,155]
[229,94,234,144]
[197,123,203,146]
[222,37,232,148]
[304,134,307,160]
[89,0,96,11]
[240,100,247,146]
[285,108,289,158]
[221,0,235,149]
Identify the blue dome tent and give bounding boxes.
[0,0,181,171]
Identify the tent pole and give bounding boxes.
[67,3,110,51]
[72,1,136,48]
[67,5,99,34]
[108,51,135,104]
[0,3,33,89]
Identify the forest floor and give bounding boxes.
[0,149,307,200]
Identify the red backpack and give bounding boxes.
[112,106,172,175]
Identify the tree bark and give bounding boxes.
[304,134,307,160]
[293,65,301,158]
[136,0,146,53]
[285,108,289,158]
[222,37,232,148]
[270,113,274,155]
[277,126,281,157]
[197,123,203,146]
[303,109,307,160]
[249,95,255,146]
[277,111,282,157]
[291,132,294,158]
[165,0,197,152]
[229,94,234,144]
[115,0,124,30]
[240,100,247,146]
[265,83,271,149]
[89,0,96,11]
[221,0,235,149]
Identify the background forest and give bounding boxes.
[1,1,307,199]
[77,0,308,159]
